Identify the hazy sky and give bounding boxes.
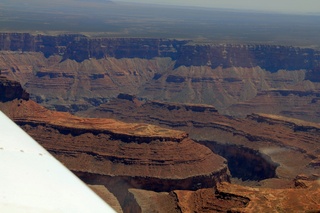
[116,0,320,14]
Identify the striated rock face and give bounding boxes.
[79,96,320,182]
[1,76,320,212]
[215,181,320,212]
[168,180,320,213]
[0,51,176,112]
[0,86,229,211]
[226,89,320,123]
[0,76,232,211]
[175,44,320,73]
[128,180,320,212]
[174,188,250,212]
[1,33,320,123]
[1,33,320,73]
[0,33,187,62]
[3,98,228,185]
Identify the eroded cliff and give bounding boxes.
[1,33,320,72]
[79,95,320,183]
[1,33,320,123]
[1,76,320,212]
[0,76,231,211]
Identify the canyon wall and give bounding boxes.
[1,33,320,122]
[0,33,187,62]
[1,33,320,73]
[0,76,231,211]
[1,75,320,212]
[79,95,320,182]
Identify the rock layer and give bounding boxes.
[215,181,320,212]
[1,33,320,122]
[2,98,228,186]
[1,75,320,212]
[79,96,320,181]
[1,33,320,72]
[0,76,231,211]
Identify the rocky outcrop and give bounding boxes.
[14,114,188,143]
[0,92,230,212]
[215,181,320,212]
[3,97,227,183]
[127,180,320,212]
[0,76,29,102]
[248,113,320,133]
[174,188,250,212]
[78,96,320,182]
[1,75,320,212]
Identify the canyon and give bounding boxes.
[78,94,320,182]
[0,33,320,212]
[0,33,320,122]
[1,72,320,212]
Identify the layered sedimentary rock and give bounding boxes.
[0,51,175,111]
[0,33,187,62]
[1,33,320,122]
[79,95,320,182]
[1,33,320,72]
[128,178,320,212]
[215,180,320,212]
[0,77,230,211]
[226,87,320,121]
[1,76,320,212]
[2,98,229,190]
[174,179,320,213]
[174,188,250,212]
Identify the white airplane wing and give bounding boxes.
[0,111,116,213]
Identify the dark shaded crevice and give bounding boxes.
[75,172,141,213]
[198,140,279,181]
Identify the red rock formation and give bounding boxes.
[0,76,230,211]
[1,33,320,123]
[80,96,320,183]
[0,76,29,101]
[1,98,229,187]
[174,188,249,212]
[1,75,320,212]
[215,181,320,212]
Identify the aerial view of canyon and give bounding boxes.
[1,0,320,212]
